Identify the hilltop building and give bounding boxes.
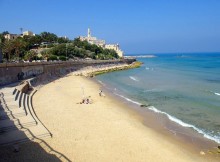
[4,34,20,40]
[23,30,35,36]
[79,28,124,57]
[105,44,123,58]
[4,30,35,40]
[79,28,105,47]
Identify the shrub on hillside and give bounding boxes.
[59,56,66,61]
[47,55,58,61]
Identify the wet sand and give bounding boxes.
[30,75,219,162]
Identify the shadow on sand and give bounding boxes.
[0,83,71,162]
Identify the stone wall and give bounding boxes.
[0,59,136,86]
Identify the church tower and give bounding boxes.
[88,28,91,38]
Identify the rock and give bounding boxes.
[140,104,150,107]
[200,151,205,155]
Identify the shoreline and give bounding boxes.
[92,77,220,152]
[1,64,219,161]
[34,74,219,161]
[73,64,220,158]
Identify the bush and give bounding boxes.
[48,55,58,61]
[59,56,66,61]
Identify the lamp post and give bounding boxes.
[66,43,67,61]
[0,38,2,63]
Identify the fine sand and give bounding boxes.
[1,74,219,161]
[32,75,218,162]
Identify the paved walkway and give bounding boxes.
[0,83,51,146]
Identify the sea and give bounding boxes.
[96,53,220,144]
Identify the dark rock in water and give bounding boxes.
[218,146,220,149]
[140,104,150,107]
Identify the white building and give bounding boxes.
[23,31,35,36]
[79,28,123,57]
[105,44,124,58]
[79,28,105,47]
[4,34,20,40]
[4,30,35,40]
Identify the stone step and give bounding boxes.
[0,111,26,120]
[1,105,22,111]
[0,103,25,114]
[0,85,52,147]
[0,124,51,146]
[0,115,37,133]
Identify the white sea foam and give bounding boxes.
[144,89,161,92]
[145,67,154,71]
[98,80,105,86]
[114,93,141,105]
[129,76,139,82]
[148,106,220,144]
[210,90,220,96]
[114,92,220,144]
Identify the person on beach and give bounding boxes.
[79,96,92,104]
[86,98,90,104]
[99,90,105,97]
[99,90,102,96]
[80,98,86,104]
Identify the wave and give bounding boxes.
[129,76,139,82]
[113,91,220,144]
[209,90,220,96]
[148,106,220,144]
[143,89,161,93]
[114,93,142,106]
[97,80,105,86]
[145,67,154,71]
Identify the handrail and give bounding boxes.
[26,95,37,125]
[30,90,53,137]
[22,94,28,115]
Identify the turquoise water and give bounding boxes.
[96,53,220,144]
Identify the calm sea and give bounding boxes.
[96,53,220,144]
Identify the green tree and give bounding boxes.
[22,35,42,49]
[2,31,9,35]
[13,38,27,60]
[2,40,13,61]
[48,55,58,61]
[59,55,66,61]
[40,32,58,43]
[57,37,69,44]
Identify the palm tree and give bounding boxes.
[13,38,26,60]
[2,40,13,61]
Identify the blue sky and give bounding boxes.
[0,0,220,54]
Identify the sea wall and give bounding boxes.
[0,59,136,86]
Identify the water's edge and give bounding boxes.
[92,77,219,153]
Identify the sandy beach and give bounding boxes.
[1,74,219,162]
[32,75,219,162]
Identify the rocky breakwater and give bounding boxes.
[71,61,142,77]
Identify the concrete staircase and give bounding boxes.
[0,84,52,146]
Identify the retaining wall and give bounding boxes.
[0,59,135,86]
